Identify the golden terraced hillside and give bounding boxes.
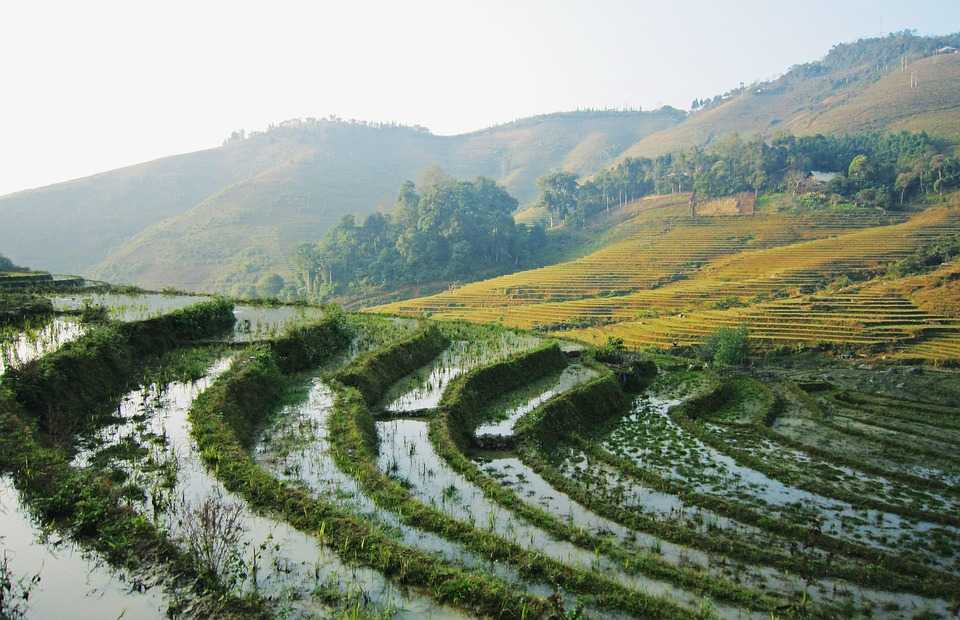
[374,194,960,363]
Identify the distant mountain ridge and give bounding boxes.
[2,31,959,295]
[621,31,960,159]
[0,109,682,292]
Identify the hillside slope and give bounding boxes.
[0,137,306,276]
[374,194,960,362]
[0,110,682,292]
[622,34,960,159]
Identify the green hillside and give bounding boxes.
[0,110,682,292]
[4,32,959,297]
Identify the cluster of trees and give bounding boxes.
[0,254,26,272]
[536,131,960,227]
[690,96,725,111]
[222,115,432,146]
[294,176,545,298]
[887,236,960,278]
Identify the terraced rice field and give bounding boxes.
[375,198,960,363]
[51,292,327,342]
[1,316,84,374]
[2,292,959,619]
[380,196,905,310]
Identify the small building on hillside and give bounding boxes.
[935,46,958,55]
[810,170,840,183]
[793,170,840,194]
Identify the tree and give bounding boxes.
[848,154,875,187]
[0,253,20,272]
[895,170,918,205]
[297,176,527,296]
[416,165,453,190]
[537,171,579,227]
[702,326,750,367]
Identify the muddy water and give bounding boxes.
[254,376,569,614]
[474,364,597,440]
[0,317,84,375]
[49,292,329,343]
[51,292,207,321]
[0,477,166,619]
[381,333,542,414]
[375,417,762,619]
[605,396,960,569]
[72,359,455,619]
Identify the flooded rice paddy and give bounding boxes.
[3,292,958,619]
[0,316,84,375]
[70,358,471,619]
[474,364,597,441]
[0,476,166,619]
[600,396,960,570]
[50,292,329,342]
[381,330,541,414]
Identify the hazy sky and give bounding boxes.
[2,0,959,196]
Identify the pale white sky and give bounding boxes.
[1,0,958,196]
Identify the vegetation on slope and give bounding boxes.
[294,177,547,299]
[534,130,959,228]
[1,110,681,295]
[623,31,960,159]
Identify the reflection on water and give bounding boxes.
[74,358,458,618]
[51,293,207,322]
[474,364,597,440]
[50,293,330,342]
[375,418,754,618]
[0,476,166,619]
[231,305,326,342]
[383,333,541,414]
[0,317,85,375]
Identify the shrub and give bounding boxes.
[595,336,626,362]
[174,491,247,590]
[702,326,750,367]
[712,296,745,310]
[886,236,960,278]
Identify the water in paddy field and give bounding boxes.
[49,292,328,341]
[0,317,84,375]
[474,364,597,441]
[254,375,559,616]
[50,292,207,321]
[382,332,542,414]
[72,357,463,619]
[0,476,166,619]
[230,304,326,342]
[486,454,953,618]
[375,417,763,619]
[605,395,960,570]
